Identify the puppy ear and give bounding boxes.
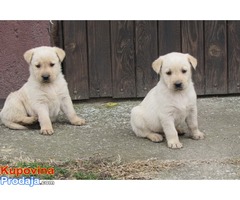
[152,56,163,74]
[187,54,197,70]
[53,47,65,62]
[23,49,34,64]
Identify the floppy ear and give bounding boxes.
[53,47,65,62]
[23,48,34,64]
[152,56,163,74]
[187,54,197,70]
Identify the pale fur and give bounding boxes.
[0,46,85,135]
[130,52,204,149]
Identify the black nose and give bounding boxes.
[42,74,50,81]
[174,82,182,89]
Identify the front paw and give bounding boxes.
[167,140,183,149]
[71,116,86,126]
[40,127,54,135]
[192,130,205,140]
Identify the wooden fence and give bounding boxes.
[56,21,240,100]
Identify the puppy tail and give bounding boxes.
[2,120,28,130]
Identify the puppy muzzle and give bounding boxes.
[41,74,51,83]
[174,81,183,90]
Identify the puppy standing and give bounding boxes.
[131,52,204,148]
[0,46,85,135]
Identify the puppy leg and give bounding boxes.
[1,119,28,130]
[2,116,37,130]
[35,106,54,135]
[131,107,163,142]
[0,94,36,129]
[18,116,38,125]
[162,119,183,149]
[60,96,85,126]
[133,127,163,143]
[186,107,204,140]
[146,132,163,142]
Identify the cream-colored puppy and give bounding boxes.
[131,52,204,148]
[0,46,85,135]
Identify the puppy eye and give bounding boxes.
[166,71,172,76]
[36,64,41,68]
[182,69,187,73]
[50,63,55,67]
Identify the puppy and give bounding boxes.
[0,46,85,135]
[130,52,204,148]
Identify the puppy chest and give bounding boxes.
[42,89,62,117]
[173,109,187,123]
[172,104,192,124]
[48,97,60,108]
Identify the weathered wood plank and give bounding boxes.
[111,21,136,98]
[182,21,205,95]
[135,21,158,97]
[63,21,89,100]
[158,21,181,55]
[205,21,227,94]
[50,21,64,48]
[87,21,112,98]
[228,21,240,93]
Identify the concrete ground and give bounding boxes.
[1,96,240,179]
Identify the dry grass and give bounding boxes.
[1,156,240,180]
[0,156,185,180]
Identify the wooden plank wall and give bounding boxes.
[182,21,205,95]
[87,21,112,98]
[111,21,136,98]
[63,21,89,99]
[205,21,227,95]
[228,21,240,93]
[135,21,158,97]
[62,21,240,100]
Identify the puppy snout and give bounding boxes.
[174,81,182,89]
[42,74,50,81]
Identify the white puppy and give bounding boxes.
[0,46,85,135]
[130,52,204,148]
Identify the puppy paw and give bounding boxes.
[147,133,163,143]
[167,140,183,149]
[40,127,54,135]
[71,116,86,126]
[192,130,205,140]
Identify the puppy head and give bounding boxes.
[24,46,65,84]
[152,52,197,91]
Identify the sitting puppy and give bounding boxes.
[0,46,85,135]
[130,52,204,148]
